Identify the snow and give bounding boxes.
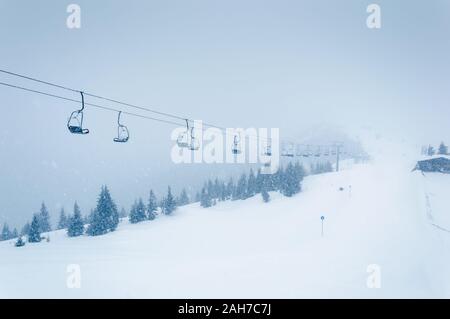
[1,134,450,298]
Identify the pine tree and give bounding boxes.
[235,173,248,200]
[1,223,11,241]
[438,142,448,155]
[261,188,270,203]
[86,186,119,236]
[57,208,68,230]
[11,228,18,239]
[129,198,147,224]
[119,207,128,218]
[246,169,257,198]
[21,222,30,237]
[195,191,201,202]
[225,177,234,200]
[38,202,52,232]
[147,190,158,220]
[163,186,177,215]
[200,187,212,208]
[28,214,41,243]
[282,162,301,197]
[427,145,436,156]
[255,169,263,194]
[67,202,85,237]
[15,236,25,247]
[177,188,190,206]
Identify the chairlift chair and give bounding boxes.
[302,145,311,157]
[263,140,272,156]
[281,143,294,157]
[232,134,242,155]
[113,111,130,143]
[314,147,321,157]
[67,91,89,134]
[177,119,190,148]
[188,127,200,151]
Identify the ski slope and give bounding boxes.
[1,137,450,298]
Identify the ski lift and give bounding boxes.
[263,140,272,156]
[177,119,190,148]
[188,126,200,151]
[302,145,312,157]
[314,147,321,157]
[281,143,294,157]
[295,145,302,157]
[67,91,89,134]
[113,111,129,143]
[232,134,241,155]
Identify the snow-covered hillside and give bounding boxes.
[1,135,450,298]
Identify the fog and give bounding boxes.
[0,0,449,228]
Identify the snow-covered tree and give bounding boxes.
[261,188,270,203]
[129,198,147,224]
[147,190,158,220]
[11,228,18,239]
[162,186,177,215]
[177,188,190,206]
[246,169,257,198]
[1,223,11,241]
[67,202,85,237]
[38,202,52,232]
[255,168,263,194]
[86,186,119,236]
[57,208,68,230]
[234,173,248,200]
[438,142,448,155]
[28,214,41,243]
[119,207,128,218]
[225,178,234,200]
[200,187,212,208]
[427,145,436,156]
[21,222,30,237]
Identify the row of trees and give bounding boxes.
[423,142,448,156]
[6,159,334,246]
[198,161,309,208]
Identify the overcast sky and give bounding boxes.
[0,0,449,228]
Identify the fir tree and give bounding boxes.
[246,169,257,198]
[28,214,41,243]
[147,190,158,220]
[162,186,177,215]
[86,186,119,236]
[200,187,212,208]
[38,202,52,232]
[177,188,190,206]
[67,202,85,237]
[129,198,147,224]
[235,173,248,200]
[282,162,301,197]
[119,207,128,218]
[427,145,436,156]
[21,222,30,237]
[438,142,448,155]
[225,178,234,200]
[255,169,263,194]
[1,223,11,241]
[261,188,270,203]
[57,208,68,230]
[11,228,18,239]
